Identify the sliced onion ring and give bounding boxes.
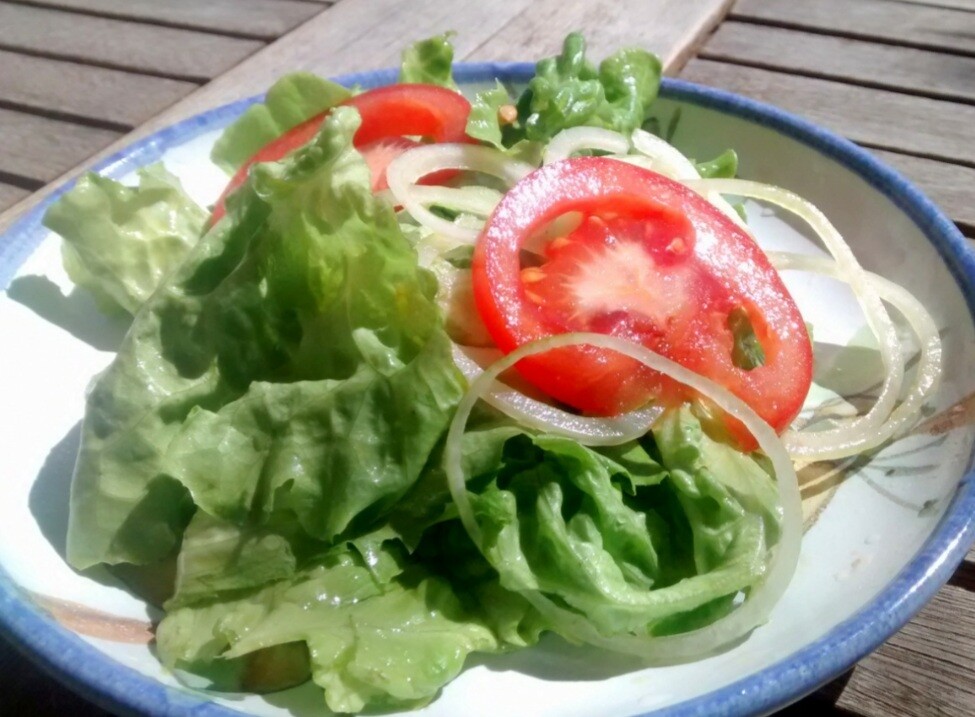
[544,127,631,164]
[770,252,942,460]
[386,143,534,244]
[684,179,904,462]
[444,332,801,663]
[450,343,662,445]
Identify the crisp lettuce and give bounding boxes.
[399,33,458,89]
[465,408,780,638]
[519,33,661,143]
[43,164,206,316]
[67,107,464,569]
[158,549,499,713]
[210,72,351,174]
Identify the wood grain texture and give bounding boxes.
[732,0,975,55]
[701,22,975,103]
[868,149,975,230]
[12,0,323,41]
[881,0,975,11]
[830,585,975,716]
[464,0,734,74]
[0,182,30,213]
[0,50,195,128]
[0,0,738,231]
[0,109,120,183]
[680,59,975,166]
[0,3,262,82]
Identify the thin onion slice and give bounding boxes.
[444,332,801,663]
[630,130,746,228]
[770,252,942,459]
[386,143,534,244]
[684,179,904,462]
[544,127,631,164]
[451,343,662,445]
[631,129,700,179]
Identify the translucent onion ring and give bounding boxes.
[450,343,662,446]
[684,179,904,461]
[444,332,801,663]
[386,143,534,244]
[543,126,631,164]
[770,251,942,460]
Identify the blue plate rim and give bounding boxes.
[1,61,973,717]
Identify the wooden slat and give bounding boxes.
[0,109,120,184]
[732,0,975,56]
[0,50,195,129]
[0,183,30,213]
[701,22,975,104]
[868,149,975,231]
[679,59,975,166]
[881,0,975,11]
[0,3,263,82]
[0,0,738,232]
[829,585,975,716]
[465,0,734,74]
[14,0,324,42]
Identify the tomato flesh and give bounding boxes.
[210,83,472,223]
[472,157,813,437]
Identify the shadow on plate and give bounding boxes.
[469,634,650,682]
[6,274,129,352]
[28,420,81,560]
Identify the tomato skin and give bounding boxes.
[471,157,813,436]
[210,84,472,223]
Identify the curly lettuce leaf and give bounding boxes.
[466,407,781,637]
[210,72,351,174]
[399,33,458,89]
[157,549,499,714]
[465,80,511,148]
[520,32,662,143]
[42,164,206,316]
[695,148,738,179]
[67,107,464,569]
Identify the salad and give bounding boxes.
[43,33,942,714]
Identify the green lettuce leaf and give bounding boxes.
[695,148,738,179]
[520,33,662,143]
[66,106,465,569]
[157,549,499,713]
[209,72,351,174]
[465,407,781,637]
[43,164,206,316]
[465,80,516,149]
[399,34,458,89]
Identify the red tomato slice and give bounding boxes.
[210,83,472,223]
[471,157,813,437]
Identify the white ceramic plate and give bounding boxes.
[1,63,974,717]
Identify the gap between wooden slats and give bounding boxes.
[732,0,975,56]
[0,183,30,213]
[680,59,975,167]
[701,22,975,105]
[0,108,120,184]
[5,0,324,42]
[0,50,196,130]
[0,3,263,83]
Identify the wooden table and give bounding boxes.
[1,0,973,714]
